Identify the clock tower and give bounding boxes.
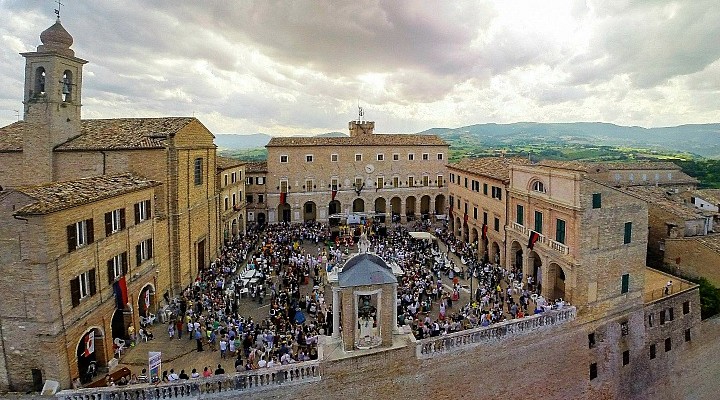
[349,120,374,138]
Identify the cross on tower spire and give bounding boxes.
[55,0,64,19]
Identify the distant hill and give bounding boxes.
[419,122,720,159]
[315,131,348,137]
[214,133,271,150]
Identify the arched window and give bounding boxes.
[62,70,73,102]
[34,67,46,95]
[532,180,545,193]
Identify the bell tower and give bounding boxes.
[20,18,87,184]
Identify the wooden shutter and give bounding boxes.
[88,269,97,296]
[67,224,77,252]
[70,277,80,307]
[147,239,153,259]
[134,203,141,224]
[86,219,94,244]
[107,259,115,285]
[621,274,629,294]
[121,252,128,276]
[119,208,126,230]
[136,244,142,266]
[145,200,152,219]
[105,212,112,236]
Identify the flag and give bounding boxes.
[82,331,95,357]
[331,190,337,201]
[528,231,540,249]
[144,289,150,312]
[280,192,286,205]
[114,276,129,309]
[482,224,488,240]
[464,213,468,225]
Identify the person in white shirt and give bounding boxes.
[168,369,179,382]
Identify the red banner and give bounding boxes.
[280,192,286,205]
[482,224,488,240]
[331,190,337,201]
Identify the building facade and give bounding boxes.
[217,156,247,241]
[244,161,269,227]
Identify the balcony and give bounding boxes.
[511,222,569,255]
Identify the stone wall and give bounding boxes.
[664,236,720,287]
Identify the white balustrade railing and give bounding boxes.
[55,361,321,400]
[511,223,569,255]
[416,307,576,359]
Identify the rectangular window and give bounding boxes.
[624,222,632,244]
[437,153,443,160]
[592,193,602,209]
[683,301,690,314]
[668,308,674,321]
[483,212,488,225]
[408,176,414,187]
[134,200,151,224]
[280,155,288,163]
[483,183,488,195]
[246,177,253,185]
[464,203,468,215]
[393,153,399,161]
[621,274,629,294]
[67,219,94,252]
[685,329,691,342]
[194,158,203,185]
[377,177,384,189]
[331,154,338,162]
[422,176,429,186]
[648,313,654,327]
[556,219,566,244]
[355,154,362,162]
[256,177,265,185]
[464,177,468,188]
[660,310,666,325]
[355,177,363,188]
[280,180,288,193]
[534,211,543,234]
[377,154,384,161]
[331,178,339,191]
[588,333,596,348]
[437,175,444,187]
[105,208,126,236]
[393,177,400,188]
[258,194,264,203]
[408,153,414,161]
[107,252,128,284]
[473,207,478,220]
[589,363,597,380]
[246,195,253,204]
[450,173,455,183]
[650,344,656,359]
[306,179,313,192]
[232,193,237,206]
[70,269,96,307]
[491,186,502,200]
[494,217,500,232]
[517,205,524,225]
[136,238,153,266]
[665,337,671,352]
[224,174,228,187]
[422,153,429,160]
[622,350,630,366]
[306,154,313,162]
[224,197,229,210]
[231,172,237,183]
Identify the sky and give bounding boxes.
[0,0,719,136]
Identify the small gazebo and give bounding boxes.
[330,235,400,351]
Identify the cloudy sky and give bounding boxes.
[1,0,719,135]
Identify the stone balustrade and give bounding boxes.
[416,307,577,359]
[55,361,321,400]
[511,222,569,255]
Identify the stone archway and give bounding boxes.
[231,219,238,237]
[303,201,317,221]
[405,196,416,220]
[111,308,128,341]
[435,194,446,215]
[138,284,156,318]
[463,222,469,242]
[278,204,291,222]
[529,250,543,293]
[420,195,431,217]
[353,198,365,213]
[76,327,107,384]
[548,263,567,301]
[455,216,462,237]
[257,212,266,226]
[390,197,401,222]
[510,241,523,270]
[329,200,341,215]
[374,197,386,222]
[491,241,501,265]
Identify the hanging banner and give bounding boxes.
[144,289,150,312]
[148,351,162,383]
[82,331,95,357]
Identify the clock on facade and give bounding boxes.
[365,164,375,173]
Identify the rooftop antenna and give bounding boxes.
[54,0,64,19]
[357,103,364,123]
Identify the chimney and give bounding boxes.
[349,121,374,137]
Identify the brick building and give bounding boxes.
[217,156,247,241]
[263,120,448,224]
[244,161,268,226]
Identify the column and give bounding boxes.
[332,287,341,339]
[392,284,400,333]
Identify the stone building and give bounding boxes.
[447,157,530,265]
[244,161,268,226]
[0,18,226,391]
[0,174,162,391]
[217,156,247,241]
[264,120,448,224]
[585,161,698,190]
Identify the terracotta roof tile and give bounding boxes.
[622,186,706,220]
[0,121,25,152]
[691,189,720,206]
[449,157,531,182]
[56,117,197,150]
[13,174,160,215]
[245,161,267,173]
[697,234,720,253]
[536,160,590,172]
[266,133,446,147]
[216,156,245,171]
